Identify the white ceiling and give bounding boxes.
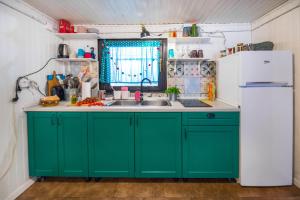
[24,0,288,24]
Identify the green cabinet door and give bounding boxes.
[88,112,134,177]
[135,113,182,178]
[27,112,59,177]
[58,112,88,177]
[183,126,239,178]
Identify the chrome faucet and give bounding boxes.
[140,78,151,101]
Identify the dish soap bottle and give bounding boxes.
[207,78,216,101]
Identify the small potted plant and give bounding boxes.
[165,86,180,101]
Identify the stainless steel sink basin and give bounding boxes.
[110,100,139,106]
[141,100,171,106]
[110,100,171,107]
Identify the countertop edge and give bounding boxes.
[23,100,240,112]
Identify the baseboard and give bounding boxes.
[294,177,300,188]
[5,178,35,200]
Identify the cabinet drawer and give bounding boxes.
[182,112,239,126]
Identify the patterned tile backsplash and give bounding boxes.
[167,60,216,97]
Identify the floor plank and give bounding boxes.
[16,178,300,200]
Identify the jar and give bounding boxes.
[220,50,226,57]
[236,43,244,52]
[69,88,78,104]
[190,24,198,37]
[182,26,191,37]
[169,30,177,37]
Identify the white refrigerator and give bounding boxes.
[217,51,293,186]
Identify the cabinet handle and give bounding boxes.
[207,113,215,119]
[129,117,133,126]
[184,128,187,140]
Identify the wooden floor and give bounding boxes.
[17,178,300,200]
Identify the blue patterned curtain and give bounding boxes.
[100,40,161,86]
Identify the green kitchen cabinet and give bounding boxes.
[88,112,134,177]
[28,112,88,177]
[182,125,239,178]
[58,112,88,177]
[28,112,59,177]
[135,113,182,178]
[28,111,239,179]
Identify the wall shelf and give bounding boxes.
[168,58,211,62]
[55,58,98,62]
[168,37,211,44]
[55,33,101,40]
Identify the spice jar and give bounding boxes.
[236,43,244,52]
[220,50,226,57]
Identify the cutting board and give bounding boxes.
[47,71,60,96]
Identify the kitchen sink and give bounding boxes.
[110,100,171,107]
[141,100,171,106]
[110,100,140,106]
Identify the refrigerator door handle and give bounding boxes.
[243,82,290,87]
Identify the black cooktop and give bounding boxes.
[179,99,212,107]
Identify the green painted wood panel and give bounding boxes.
[135,112,182,178]
[182,112,239,126]
[58,112,88,177]
[183,126,239,178]
[88,112,134,177]
[27,112,59,177]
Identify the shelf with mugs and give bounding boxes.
[55,33,101,40]
[55,58,98,62]
[168,37,211,44]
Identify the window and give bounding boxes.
[99,39,167,91]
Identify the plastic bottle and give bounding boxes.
[207,79,216,101]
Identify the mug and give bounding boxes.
[69,51,77,58]
[121,91,130,99]
[113,91,122,100]
[197,50,203,58]
[77,48,85,58]
[168,49,175,58]
[189,50,198,58]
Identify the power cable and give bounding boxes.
[12,57,56,102]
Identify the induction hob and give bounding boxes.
[178,99,212,107]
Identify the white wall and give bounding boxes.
[0,1,62,199]
[251,0,300,188]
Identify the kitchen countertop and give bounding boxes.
[23,98,239,112]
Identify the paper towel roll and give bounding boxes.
[82,82,91,99]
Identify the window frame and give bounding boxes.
[98,38,167,92]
